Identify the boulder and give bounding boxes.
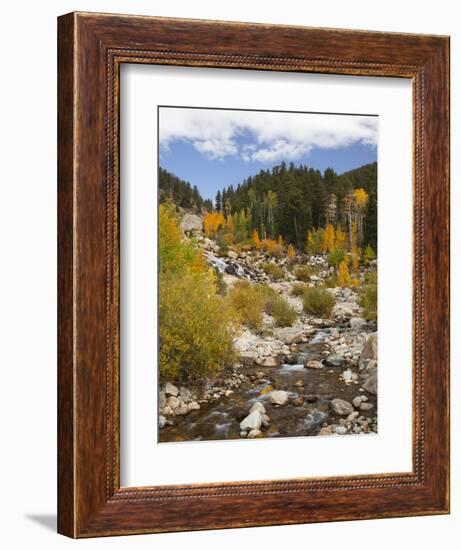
[158,415,167,429]
[330,398,354,416]
[352,395,368,408]
[362,368,377,395]
[164,382,179,397]
[227,250,238,260]
[342,369,353,382]
[240,410,263,432]
[275,327,304,345]
[360,402,375,411]
[174,404,189,416]
[179,387,192,402]
[269,390,289,406]
[180,213,203,234]
[359,332,378,369]
[335,426,348,435]
[350,317,367,331]
[247,429,262,438]
[187,401,200,412]
[166,396,180,410]
[255,356,280,368]
[324,354,347,368]
[249,401,266,415]
[304,359,324,370]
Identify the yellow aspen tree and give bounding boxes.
[252,229,261,249]
[338,259,351,287]
[335,226,347,249]
[287,244,296,261]
[323,223,335,252]
[278,234,284,247]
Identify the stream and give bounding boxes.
[159,329,377,443]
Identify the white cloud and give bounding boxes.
[159,107,377,162]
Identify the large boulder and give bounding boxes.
[180,213,203,234]
[330,398,354,416]
[269,390,289,406]
[240,410,263,432]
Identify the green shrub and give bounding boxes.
[358,271,377,321]
[293,264,313,282]
[302,287,335,318]
[159,272,237,382]
[255,285,297,328]
[291,282,307,297]
[261,262,285,281]
[327,246,345,268]
[269,296,297,327]
[228,281,266,330]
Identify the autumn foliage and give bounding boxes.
[159,204,236,381]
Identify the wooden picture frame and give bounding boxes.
[57,12,450,537]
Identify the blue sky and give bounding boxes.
[159,107,378,201]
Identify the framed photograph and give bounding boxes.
[58,12,450,537]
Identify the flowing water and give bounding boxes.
[159,329,377,443]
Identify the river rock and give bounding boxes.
[330,398,354,416]
[269,390,289,406]
[304,359,323,369]
[360,402,375,411]
[240,410,263,432]
[159,391,166,409]
[292,396,305,407]
[362,368,377,395]
[255,356,280,367]
[164,382,179,397]
[359,332,378,369]
[227,250,238,260]
[347,411,360,421]
[180,213,202,234]
[247,429,262,438]
[335,426,348,435]
[342,369,353,382]
[249,401,266,415]
[352,395,368,408]
[166,396,180,410]
[350,317,367,331]
[174,404,189,416]
[187,401,200,412]
[179,387,192,402]
[275,327,304,344]
[158,415,167,429]
[324,354,347,368]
